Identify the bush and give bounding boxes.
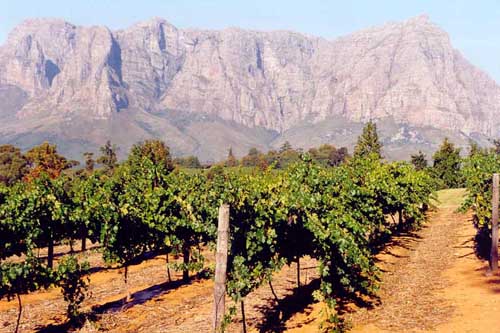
[56,255,90,322]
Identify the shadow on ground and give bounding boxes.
[35,271,209,333]
[256,278,321,333]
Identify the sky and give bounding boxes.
[1,0,500,82]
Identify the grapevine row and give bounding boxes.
[0,142,436,332]
[461,151,500,258]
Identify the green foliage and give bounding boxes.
[174,155,202,168]
[208,154,435,331]
[225,147,238,167]
[353,121,382,159]
[222,171,286,300]
[25,142,74,181]
[0,140,436,332]
[70,174,105,249]
[207,164,225,180]
[279,141,293,153]
[492,139,500,155]
[240,148,264,168]
[410,151,428,171]
[461,151,500,257]
[0,256,53,333]
[128,140,174,175]
[83,152,95,174]
[99,167,152,267]
[308,144,349,167]
[9,174,72,268]
[277,148,301,169]
[163,171,218,280]
[56,255,90,321]
[0,145,29,185]
[329,147,349,167]
[0,184,30,259]
[432,138,462,189]
[468,140,482,157]
[0,257,52,300]
[97,140,118,174]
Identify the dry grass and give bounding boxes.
[347,189,466,332]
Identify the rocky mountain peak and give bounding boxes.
[405,13,431,24]
[0,16,499,161]
[7,18,75,37]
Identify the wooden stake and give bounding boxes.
[241,300,247,333]
[212,204,230,332]
[15,293,22,333]
[166,253,172,283]
[296,257,301,288]
[491,173,499,273]
[47,237,54,269]
[81,235,86,252]
[124,265,131,303]
[182,243,190,282]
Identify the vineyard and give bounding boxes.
[461,151,500,258]
[0,136,439,333]
[4,134,500,332]
[2,7,500,332]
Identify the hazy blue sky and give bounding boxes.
[1,0,499,81]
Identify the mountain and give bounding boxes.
[0,15,498,161]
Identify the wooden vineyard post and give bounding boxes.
[491,173,499,273]
[213,204,230,332]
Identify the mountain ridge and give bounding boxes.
[0,15,498,161]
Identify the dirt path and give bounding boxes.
[347,188,500,333]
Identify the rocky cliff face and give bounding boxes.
[0,15,499,160]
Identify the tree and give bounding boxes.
[263,150,280,167]
[247,147,259,157]
[279,141,293,154]
[241,148,261,167]
[225,147,238,167]
[329,147,349,167]
[410,151,428,171]
[308,144,335,165]
[97,141,118,173]
[174,156,202,168]
[306,144,349,167]
[124,140,178,282]
[24,142,73,181]
[83,152,95,174]
[353,121,382,159]
[493,139,500,155]
[467,140,487,157]
[128,140,174,173]
[432,138,462,188]
[127,140,175,189]
[275,142,301,169]
[0,145,29,185]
